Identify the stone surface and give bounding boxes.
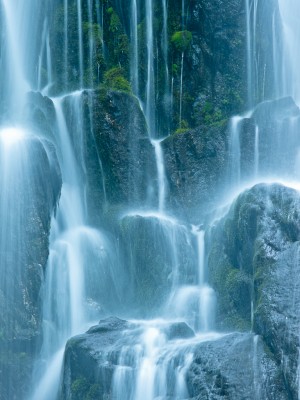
[208,183,300,397]
[117,214,196,314]
[60,318,287,399]
[162,124,228,221]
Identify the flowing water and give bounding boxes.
[1,0,300,399]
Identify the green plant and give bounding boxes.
[103,67,131,92]
[171,30,192,52]
[174,119,190,134]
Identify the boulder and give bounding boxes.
[208,183,300,397]
[60,317,287,399]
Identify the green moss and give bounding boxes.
[200,101,227,127]
[107,8,122,33]
[171,30,192,52]
[174,119,190,135]
[71,377,102,400]
[103,67,131,92]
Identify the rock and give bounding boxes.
[208,183,300,397]
[60,318,286,399]
[117,214,197,314]
[59,317,195,399]
[162,124,227,221]
[187,332,288,400]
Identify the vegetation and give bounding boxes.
[103,67,131,92]
[171,30,192,52]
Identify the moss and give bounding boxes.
[171,30,192,52]
[103,67,131,92]
[174,119,190,135]
[71,377,102,400]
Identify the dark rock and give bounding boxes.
[188,332,288,400]
[208,183,300,397]
[117,214,197,314]
[60,318,286,399]
[59,317,195,399]
[162,124,228,221]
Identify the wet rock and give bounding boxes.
[117,214,197,314]
[208,183,300,397]
[188,332,287,400]
[162,124,227,221]
[59,317,195,399]
[60,318,286,400]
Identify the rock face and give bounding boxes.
[187,332,287,400]
[208,183,300,397]
[59,317,287,399]
[162,124,228,220]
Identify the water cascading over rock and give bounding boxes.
[2,0,300,399]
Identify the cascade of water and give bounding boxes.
[151,139,167,212]
[111,323,199,399]
[278,0,300,102]
[145,0,155,137]
[77,0,84,88]
[162,0,170,134]
[37,20,48,92]
[1,0,29,114]
[254,125,259,177]
[131,0,139,96]
[179,52,184,127]
[64,0,68,89]
[30,92,123,399]
[194,227,216,332]
[229,116,242,186]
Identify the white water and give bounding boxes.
[145,0,155,137]
[131,0,139,96]
[229,115,243,186]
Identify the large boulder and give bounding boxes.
[59,317,287,399]
[59,316,195,399]
[208,183,300,397]
[187,332,287,400]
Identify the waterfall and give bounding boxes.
[131,0,139,96]
[145,0,155,137]
[2,0,300,398]
[77,0,83,88]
